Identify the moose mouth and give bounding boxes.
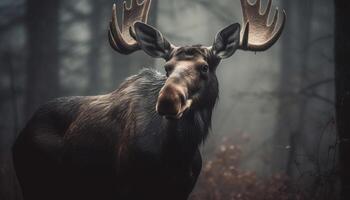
[164,112,184,120]
[164,99,193,120]
[156,96,193,120]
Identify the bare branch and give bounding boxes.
[307,34,333,50]
[299,91,335,105]
[300,78,334,93]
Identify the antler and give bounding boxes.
[239,0,286,51]
[108,0,151,54]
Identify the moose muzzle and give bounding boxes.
[156,80,192,119]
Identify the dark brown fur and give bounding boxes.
[13,59,219,199]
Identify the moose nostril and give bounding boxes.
[179,93,186,106]
[156,89,187,117]
[157,97,178,116]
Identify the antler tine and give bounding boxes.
[239,0,286,51]
[108,0,151,55]
[269,8,278,29]
[109,4,127,52]
[264,0,272,16]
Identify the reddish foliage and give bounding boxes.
[189,136,306,200]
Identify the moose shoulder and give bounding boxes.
[13,0,285,200]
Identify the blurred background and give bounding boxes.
[0,0,337,199]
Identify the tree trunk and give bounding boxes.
[285,0,314,176]
[87,0,104,94]
[334,1,350,199]
[274,0,313,175]
[0,52,22,200]
[25,0,60,119]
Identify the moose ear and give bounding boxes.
[134,22,173,59]
[211,23,241,59]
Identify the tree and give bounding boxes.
[334,1,350,199]
[25,0,60,119]
[273,0,313,175]
[87,0,104,94]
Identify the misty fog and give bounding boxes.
[0,0,337,199]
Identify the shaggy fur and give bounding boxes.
[13,67,219,200]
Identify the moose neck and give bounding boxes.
[160,107,214,161]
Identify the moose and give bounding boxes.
[13,0,285,199]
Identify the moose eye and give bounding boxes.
[200,65,209,73]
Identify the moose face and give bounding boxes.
[133,22,241,119]
[156,47,218,119]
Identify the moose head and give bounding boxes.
[108,0,286,119]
